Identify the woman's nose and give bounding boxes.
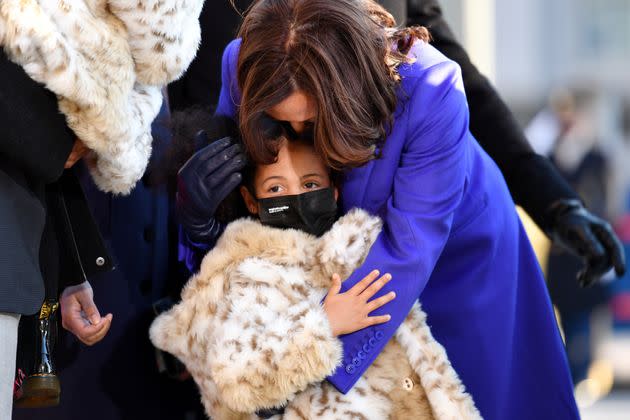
[290,121,306,134]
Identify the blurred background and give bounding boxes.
[436,0,630,417]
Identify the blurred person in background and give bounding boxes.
[527,88,612,384]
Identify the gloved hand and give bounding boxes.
[546,199,626,288]
[176,133,246,243]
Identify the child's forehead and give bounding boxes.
[256,139,329,177]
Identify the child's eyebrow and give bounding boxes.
[301,173,325,179]
[262,175,287,184]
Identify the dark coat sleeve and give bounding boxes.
[407,0,579,229]
[0,51,75,184]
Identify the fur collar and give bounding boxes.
[0,0,204,193]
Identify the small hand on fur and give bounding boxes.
[323,270,395,336]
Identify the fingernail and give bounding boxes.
[386,315,391,321]
[89,315,100,325]
[390,292,396,298]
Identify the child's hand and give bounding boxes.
[323,270,395,336]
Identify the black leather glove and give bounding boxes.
[176,133,246,243]
[546,199,626,288]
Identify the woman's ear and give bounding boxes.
[240,186,259,215]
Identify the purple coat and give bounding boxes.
[211,39,578,419]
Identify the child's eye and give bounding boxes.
[304,182,319,189]
[268,185,284,193]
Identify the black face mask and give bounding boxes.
[257,188,338,237]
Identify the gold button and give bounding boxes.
[403,377,414,391]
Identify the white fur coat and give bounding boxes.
[150,209,481,419]
[0,0,204,194]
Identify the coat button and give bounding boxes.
[375,331,384,340]
[362,343,371,353]
[403,377,414,391]
[345,364,356,374]
[368,337,377,347]
[96,257,105,267]
[352,357,361,367]
[357,351,366,360]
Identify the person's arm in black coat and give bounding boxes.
[407,0,577,229]
[0,52,75,184]
[407,0,625,285]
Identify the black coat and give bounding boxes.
[171,0,580,231]
[0,52,112,315]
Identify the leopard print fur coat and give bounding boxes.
[150,209,482,419]
[0,0,204,194]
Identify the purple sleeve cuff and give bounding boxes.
[216,39,241,118]
[178,226,213,273]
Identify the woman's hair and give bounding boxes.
[236,0,429,170]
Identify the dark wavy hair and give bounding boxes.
[236,0,429,170]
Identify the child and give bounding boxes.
[151,123,480,419]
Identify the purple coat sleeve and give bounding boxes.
[327,60,470,393]
[215,39,241,118]
[177,226,214,272]
[177,39,241,272]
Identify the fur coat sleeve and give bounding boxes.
[0,0,204,194]
[205,261,342,413]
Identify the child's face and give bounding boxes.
[241,140,337,215]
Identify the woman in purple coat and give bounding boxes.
[179,0,579,418]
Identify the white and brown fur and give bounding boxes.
[151,209,481,419]
[0,0,204,194]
